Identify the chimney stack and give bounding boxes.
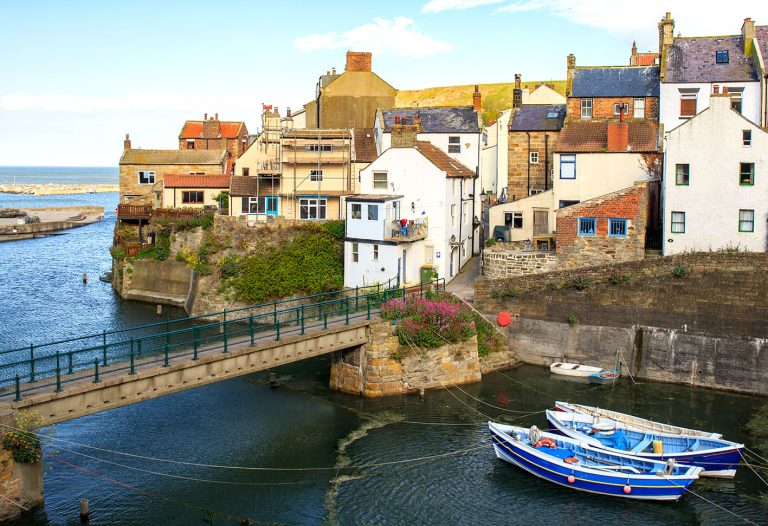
[658,12,675,80]
[607,120,629,152]
[473,85,482,112]
[214,113,218,121]
[331,67,336,75]
[513,74,523,109]
[287,107,292,118]
[123,133,131,150]
[204,113,208,120]
[345,51,372,72]
[630,41,638,65]
[713,84,720,94]
[566,54,576,96]
[742,18,755,55]
[391,114,419,148]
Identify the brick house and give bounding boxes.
[178,113,248,174]
[556,182,649,269]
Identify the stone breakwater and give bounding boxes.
[0,183,119,195]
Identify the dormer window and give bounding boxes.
[715,50,729,64]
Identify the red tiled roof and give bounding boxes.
[555,121,659,153]
[353,128,378,163]
[163,174,231,188]
[179,120,245,139]
[635,53,659,66]
[414,141,475,178]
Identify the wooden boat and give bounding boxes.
[589,369,619,384]
[553,401,723,439]
[488,422,702,501]
[549,362,602,377]
[546,410,743,478]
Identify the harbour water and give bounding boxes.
[1,170,767,525]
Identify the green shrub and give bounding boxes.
[212,192,229,210]
[608,272,632,285]
[1,411,44,464]
[474,313,504,357]
[672,265,688,278]
[568,275,591,291]
[485,238,496,247]
[219,255,241,279]
[546,281,561,291]
[135,245,168,261]
[567,314,579,326]
[110,246,127,261]
[491,287,517,299]
[321,220,345,240]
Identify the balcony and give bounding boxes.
[116,204,152,220]
[256,161,281,176]
[383,218,428,242]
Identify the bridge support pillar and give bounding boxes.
[0,415,44,521]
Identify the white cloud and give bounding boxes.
[497,0,543,13]
[421,0,503,13]
[293,17,453,59]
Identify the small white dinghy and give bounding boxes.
[549,362,603,378]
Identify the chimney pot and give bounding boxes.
[395,115,401,124]
[722,87,729,94]
[204,113,208,120]
[331,67,336,75]
[713,84,719,94]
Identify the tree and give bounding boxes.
[639,153,663,180]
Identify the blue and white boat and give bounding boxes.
[489,422,702,501]
[546,410,743,478]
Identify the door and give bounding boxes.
[265,196,279,217]
[533,209,549,236]
[402,249,407,283]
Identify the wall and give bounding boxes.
[567,96,659,120]
[483,249,558,279]
[0,439,43,523]
[556,182,648,269]
[507,130,558,201]
[487,190,555,242]
[118,259,193,308]
[119,163,225,204]
[553,152,649,204]
[317,71,396,129]
[659,81,761,131]
[663,95,768,254]
[162,187,226,209]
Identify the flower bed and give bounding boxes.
[381,295,475,348]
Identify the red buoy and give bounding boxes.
[567,475,575,483]
[497,311,511,327]
[623,485,632,494]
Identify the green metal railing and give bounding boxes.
[0,278,445,401]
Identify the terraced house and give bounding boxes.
[178,113,248,174]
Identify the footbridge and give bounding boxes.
[0,278,443,425]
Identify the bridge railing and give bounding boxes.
[0,278,445,401]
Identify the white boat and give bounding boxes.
[549,362,603,377]
[554,401,723,439]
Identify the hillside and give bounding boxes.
[395,80,566,124]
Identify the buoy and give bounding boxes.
[623,485,632,494]
[567,475,575,483]
[497,311,511,327]
[82,273,88,284]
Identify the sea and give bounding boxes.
[0,167,767,526]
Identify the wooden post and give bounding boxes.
[80,498,90,522]
[156,304,162,316]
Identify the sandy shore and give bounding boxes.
[0,183,119,195]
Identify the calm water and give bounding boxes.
[0,166,118,185]
[1,176,768,525]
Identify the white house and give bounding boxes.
[481,109,511,196]
[344,138,476,287]
[663,92,768,254]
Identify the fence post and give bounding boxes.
[102,330,107,365]
[55,352,62,392]
[130,346,136,375]
[193,326,199,360]
[67,352,74,374]
[165,321,170,346]
[420,282,423,297]
[249,315,254,346]
[355,286,359,310]
[223,321,228,353]
[273,302,277,327]
[300,306,305,335]
[275,317,280,341]
[93,359,100,383]
[137,339,142,358]
[14,375,20,402]
[164,344,169,367]
[29,344,35,382]
[367,296,371,320]
[345,298,349,325]
[324,312,328,330]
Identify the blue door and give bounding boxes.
[265,197,279,216]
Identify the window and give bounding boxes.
[729,89,743,113]
[242,167,250,177]
[448,136,461,153]
[739,209,754,232]
[581,98,593,118]
[740,163,754,185]
[671,211,685,233]
[609,219,627,237]
[462,240,467,258]
[305,144,332,152]
[743,130,752,146]
[189,171,205,175]
[613,103,627,116]
[680,92,697,117]
[242,196,278,214]
[186,140,195,149]
[529,189,543,196]
[578,217,596,236]
[352,243,359,263]
[138,171,155,184]
[559,200,579,208]
[715,50,729,63]
[310,169,323,182]
[560,155,576,179]
[373,171,388,190]
[530,152,539,164]
[633,98,645,119]
[372,245,379,261]
[675,164,690,185]
[368,204,378,220]
[462,202,469,224]
[451,204,456,227]
[182,191,204,204]
[299,198,327,219]
[505,212,523,229]
[351,203,361,219]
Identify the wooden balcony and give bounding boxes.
[117,204,152,220]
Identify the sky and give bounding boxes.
[0,0,766,166]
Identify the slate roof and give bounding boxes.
[509,105,567,132]
[229,176,261,196]
[179,121,246,139]
[413,141,475,178]
[555,121,659,153]
[571,66,660,97]
[352,128,378,163]
[163,174,230,188]
[665,36,758,83]
[380,107,479,133]
[347,194,403,202]
[120,149,228,165]
[756,26,768,66]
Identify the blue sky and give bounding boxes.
[1,0,765,166]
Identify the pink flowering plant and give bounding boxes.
[381,295,475,348]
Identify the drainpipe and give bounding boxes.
[315,77,322,128]
[526,132,531,195]
[544,134,550,191]
[764,73,768,127]
[459,178,463,267]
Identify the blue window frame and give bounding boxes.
[560,155,576,179]
[578,217,596,236]
[715,50,729,64]
[609,218,627,237]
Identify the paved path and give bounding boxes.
[446,256,480,302]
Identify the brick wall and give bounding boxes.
[180,137,245,162]
[345,51,372,72]
[556,182,648,269]
[507,130,558,201]
[567,97,659,120]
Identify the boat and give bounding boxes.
[488,422,702,501]
[549,362,602,377]
[546,410,743,478]
[554,401,723,439]
[589,369,620,384]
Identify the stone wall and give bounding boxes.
[117,259,193,308]
[0,446,43,523]
[483,247,558,279]
[119,162,226,204]
[507,130,558,201]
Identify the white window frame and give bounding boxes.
[351,203,361,219]
[305,144,332,152]
[138,171,155,185]
[352,242,359,262]
[451,204,457,227]
[580,98,593,119]
[613,103,628,116]
[310,169,323,182]
[633,98,645,119]
[372,244,379,261]
[299,197,327,220]
[462,202,468,225]
[508,212,523,229]
[530,152,539,164]
[367,204,379,221]
[372,171,388,190]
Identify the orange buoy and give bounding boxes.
[567,475,575,483]
[623,485,632,494]
[497,311,511,327]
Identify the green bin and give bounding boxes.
[420,265,435,284]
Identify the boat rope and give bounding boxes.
[0,493,29,511]
[495,369,552,396]
[617,347,638,385]
[743,446,768,466]
[739,450,768,488]
[448,383,550,415]
[662,474,760,525]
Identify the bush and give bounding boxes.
[672,265,688,278]
[219,255,241,279]
[491,286,517,299]
[567,314,579,326]
[321,220,345,240]
[568,275,591,291]
[1,411,44,463]
[485,238,496,248]
[110,246,127,261]
[474,313,504,357]
[546,281,561,291]
[608,272,632,285]
[381,295,475,348]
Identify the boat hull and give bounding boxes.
[589,370,619,384]
[549,362,602,377]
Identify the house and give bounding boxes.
[178,113,248,173]
[304,51,397,130]
[630,41,660,66]
[662,92,767,254]
[347,131,477,286]
[658,14,766,129]
[118,134,228,207]
[162,174,230,209]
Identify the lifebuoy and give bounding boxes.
[663,458,676,475]
[535,437,557,449]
